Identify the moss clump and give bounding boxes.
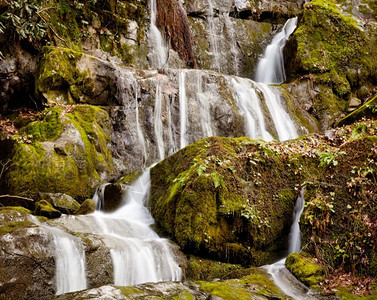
[284,0,377,127]
[75,199,95,215]
[186,256,243,281]
[34,200,61,219]
[285,252,326,288]
[199,268,283,299]
[0,220,36,235]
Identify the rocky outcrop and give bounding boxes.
[283,0,377,129]
[3,105,114,200]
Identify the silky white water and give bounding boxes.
[263,189,320,300]
[229,77,273,141]
[135,85,147,166]
[154,84,165,160]
[179,70,188,148]
[206,0,221,72]
[148,0,168,68]
[255,17,298,84]
[29,216,87,295]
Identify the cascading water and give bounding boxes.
[253,17,299,141]
[148,0,168,68]
[263,188,321,300]
[29,216,87,295]
[92,169,182,285]
[255,17,298,84]
[154,84,165,160]
[228,76,273,141]
[179,70,188,148]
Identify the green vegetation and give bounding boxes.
[285,252,326,288]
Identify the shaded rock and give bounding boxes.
[335,94,377,127]
[75,199,96,215]
[38,193,80,215]
[34,200,61,219]
[348,97,362,110]
[102,184,123,212]
[0,194,35,210]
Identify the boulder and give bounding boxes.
[75,199,96,215]
[4,105,115,200]
[38,193,80,215]
[34,200,61,219]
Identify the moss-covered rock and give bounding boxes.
[284,0,377,129]
[38,193,80,215]
[4,105,114,200]
[186,255,243,281]
[285,252,326,288]
[198,268,284,300]
[150,136,299,265]
[75,198,96,215]
[34,200,61,219]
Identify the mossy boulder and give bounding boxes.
[150,136,299,265]
[285,252,326,288]
[34,200,61,219]
[4,105,114,200]
[75,198,96,215]
[38,193,80,215]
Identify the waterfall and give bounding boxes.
[253,17,299,141]
[154,83,165,160]
[197,73,214,138]
[288,188,305,253]
[148,0,168,68]
[255,17,298,84]
[224,14,239,75]
[262,188,318,300]
[256,82,298,141]
[228,77,273,141]
[135,85,147,166]
[91,169,182,286]
[29,216,87,295]
[206,0,221,72]
[179,70,188,148]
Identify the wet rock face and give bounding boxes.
[0,208,55,299]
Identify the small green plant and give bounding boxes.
[316,149,346,167]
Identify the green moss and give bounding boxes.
[199,269,283,299]
[172,291,195,300]
[116,286,145,298]
[6,105,114,200]
[286,252,326,288]
[186,256,243,281]
[34,200,61,219]
[0,220,35,235]
[19,107,64,142]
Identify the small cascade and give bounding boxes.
[228,77,273,141]
[93,183,110,211]
[197,73,214,137]
[255,17,298,84]
[61,170,182,287]
[206,0,221,72]
[257,82,298,141]
[253,17,299,141]
[148,0,168,68]
[263,188,320,300]
[135,85,147,166]
[224,14,240,75]
[179,70,188,148]
[30,216,87,295]
[154,84,165,160]
[289,188,305,253]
